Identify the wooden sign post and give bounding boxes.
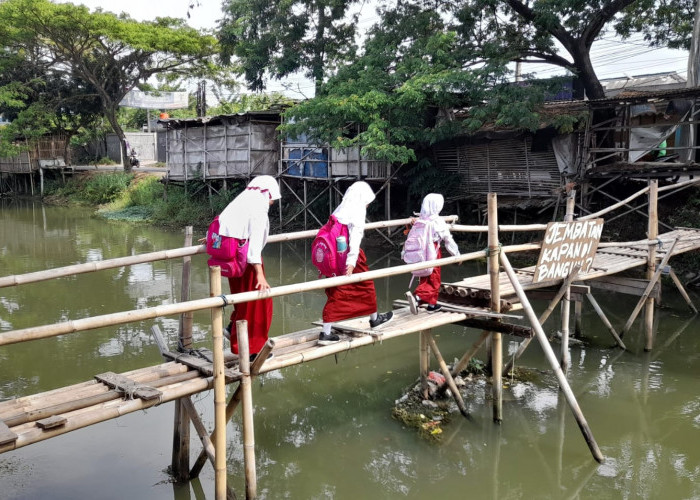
[533,219,604,283]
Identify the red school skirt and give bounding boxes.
[414,245,442,305]
[227,260,273,355]
[322,249,377,323]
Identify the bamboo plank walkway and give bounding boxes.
[449,228,700,299]
[2,227,700,455]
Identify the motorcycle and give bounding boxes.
[129,148,140,168]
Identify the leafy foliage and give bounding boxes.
[0,0,218,167]
[219,0,359,93]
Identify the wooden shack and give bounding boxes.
[161,112,281,183]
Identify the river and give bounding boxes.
[1,200,699,499]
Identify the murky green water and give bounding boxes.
[1,200,699,499]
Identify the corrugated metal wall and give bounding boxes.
[436,136,562,199]
[165,120,279,181]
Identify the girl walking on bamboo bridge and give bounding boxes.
[217,175,281,360]
[315,181,393,345]
[405,193,460,314]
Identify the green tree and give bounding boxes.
[219,0,359,93]
[0,0,218,170]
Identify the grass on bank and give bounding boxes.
[44,172,237,228]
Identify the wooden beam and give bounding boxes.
[94,372,162,401]
[425,331,470,418]
[586,293,626,350]
[668,267,698,313]
[584,276,661,300]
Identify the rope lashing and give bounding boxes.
[483,243,503,257]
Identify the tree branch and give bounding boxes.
[503,0,575,52]
[582,0,638,47]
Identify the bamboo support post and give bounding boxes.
[502,266,581,376]
[668,267,698,313]
[210,267,228,500]
[419,332,430,399]
[189,340,273,478]
[436,330,490,397]
[500,251,604,463]
[622,238,677,339]
[644,180,658,351]
[560,190,576,373]
[487,193,502,423]
[172,226,193,481]
[574,301,583,337]
[425,331,469,418]
[237,320,257,499]
[585,293,626,349]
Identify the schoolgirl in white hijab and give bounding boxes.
[219,175,281,359]
[319,181,393,345]
[331,180,376,274]
[218,175,281,277]
[406,193,459,314]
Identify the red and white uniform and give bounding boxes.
[322,182,378,322]
[218,175,280,355]
[412,193,460,305]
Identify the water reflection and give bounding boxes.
[1,200,700,499]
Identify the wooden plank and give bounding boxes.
[455,318,532,337]
[584,276,661,300]
[95,372,163,401]
[0,420,18,445]
[36,416,67,430]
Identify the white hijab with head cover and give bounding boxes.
[332,181,375,268]
[218,175,281,239]
[333,181,375,229]
[419,193,444,220]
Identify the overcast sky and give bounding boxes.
[57,0,690,98]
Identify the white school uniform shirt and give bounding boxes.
[217,175,281,265]
[332,181,376,268]
[419,193,459,256]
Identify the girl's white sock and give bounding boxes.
[369,312,378,321]
[322,322,332,335]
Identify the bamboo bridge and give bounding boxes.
[1,180,700,499]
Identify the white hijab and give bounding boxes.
[333,181,376,229]
[218,175,281,239]
[419,193,444,221]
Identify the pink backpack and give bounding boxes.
[311,215,350,277]
[402,219,437,279]
[206,216,250,278]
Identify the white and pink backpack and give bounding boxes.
[401,219,437,284]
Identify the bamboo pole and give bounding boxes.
[585,293,626,349]
[0,216,458,289]
[210,266,227,500]
[173,226,193,481]
[450,223,548,233]
[622,238,677,338]
[487,193,502,423]
[668,267,698,313]
[189,340,273,478]
[560,191,576,373]
[574,300,583,337]
[425,331,469,418]
[1,247,511,346]
[502,266,581,376]
[644,180,659,352]
[419,331,430,399]
[449,330,490,379]
[500,251,604,463]
[237,320,257,499]
[577,185,651,221]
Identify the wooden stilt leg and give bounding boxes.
[425,331,470,418]
[488,193,502,423]
[502,266,581,376]
[500,252,604,463]
[668,267,698,313]
[586,293,626,349]
[419,331,430,399]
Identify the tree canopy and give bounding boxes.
[278,0,691,168]
[218,0,360,93]
[0,0,218,168]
